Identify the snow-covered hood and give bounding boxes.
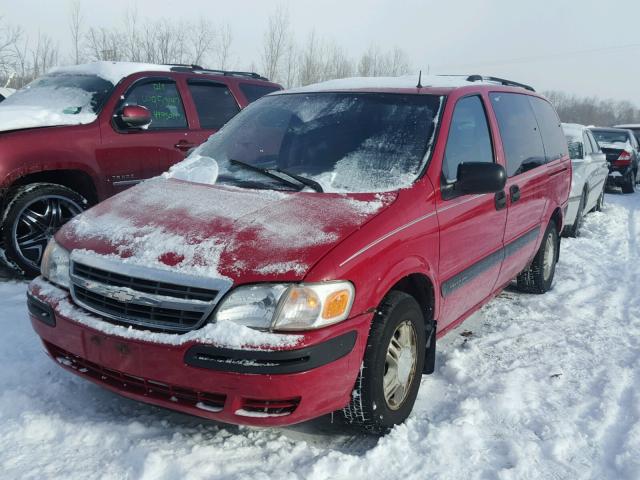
[0,105,96,132]
[57,177,396,283]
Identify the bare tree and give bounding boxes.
[298,31,324,86]
[191,18,215,66]
[0,16,22,84]
[215,23,233,70]
[69,0,83,64]
[261,5,289,82]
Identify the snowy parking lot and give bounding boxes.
[0,191,639,480]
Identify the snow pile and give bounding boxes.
[31,277,301,350]
[2,192,640,478]
[282,75,472,93]
[50,61,171,85]
[0,98,97,131]
[163,154,219,185]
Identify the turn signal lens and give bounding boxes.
[322,289,351,319]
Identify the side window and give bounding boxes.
[490,92,546,177]
[529,97,568,163]
[442,96,494,182]
[121,80,187,129]
[187,81,240,130]
[587,131,600,152]
[583,133,593,155]
[239,83,281,103]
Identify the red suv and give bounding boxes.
[27,75,570,433]
[0,62,281,275]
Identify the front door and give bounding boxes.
[437,95,508,331]
[97,77,194,195]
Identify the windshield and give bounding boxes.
[192,92,443,193]
[2,73,113,116]
[591,130,630,145]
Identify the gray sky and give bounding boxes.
[3,0,640,104]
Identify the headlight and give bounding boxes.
[40,239,71,289]
[214,281,355,331]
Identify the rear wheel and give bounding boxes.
[593,187,605,212]
[341,291,426,434]
[621,170,636,193]
[564,191,585,238]
[1,183,86,277]
[516,221,559,294]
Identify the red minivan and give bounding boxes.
[27,75,571,433]
[0,62,281,275]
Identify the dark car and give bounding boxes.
[589,127,639,193]
[0,62,281,275]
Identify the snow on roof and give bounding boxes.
[614,124,640,128]
[279,74,476,94]
[49,61,172,85]
[562,122,587,136]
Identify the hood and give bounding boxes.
[0,105,96,133]
[58,178,396,283]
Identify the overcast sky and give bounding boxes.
[4,0,640,104]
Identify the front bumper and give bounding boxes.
[27,281,370,427]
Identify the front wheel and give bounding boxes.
[516,221,559,294]
[341,291,426,434]
[1,183,86,277]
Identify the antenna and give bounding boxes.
[417,70,423,89]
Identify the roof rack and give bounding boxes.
[466,75,535,92]
[167,64,269,81]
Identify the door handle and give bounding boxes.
[174,140,198,152]
[494,190,507,210]
[510,185,521,203]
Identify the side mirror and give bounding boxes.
[118,105,152,129]
[456,162,507,194]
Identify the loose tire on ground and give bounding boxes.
[1,183,86,277]
[341,291,426,434]
[516,221,559,294]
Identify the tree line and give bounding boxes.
[543,90,640,126]
[0,3,410,89]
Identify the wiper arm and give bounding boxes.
[229,159,324,193]
[229,159,301,191]
[273,167,324,193]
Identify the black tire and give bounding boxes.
[341,291,426,434]
[592,187,605,212]
[564,190,585,238]
[1,183,87,277]
[516,221,559,294]
[621,170,636,194]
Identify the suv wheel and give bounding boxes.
[516,221,559,294]
[622,170,636,194]
[341,291,426,434]
[1,183,86,277]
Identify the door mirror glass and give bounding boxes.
[456,162,507,194]
[118,105,152,129]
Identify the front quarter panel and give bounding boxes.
[305,178,440,320]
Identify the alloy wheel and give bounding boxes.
[383,320,418,410]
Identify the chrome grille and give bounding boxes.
[69,251,232,333]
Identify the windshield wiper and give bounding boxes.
[229,159,323,192]
[272,167,324,193]
[229,159,301,191]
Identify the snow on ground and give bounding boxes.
[0,192,639,479]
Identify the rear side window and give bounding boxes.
[239,83,280,103]
[529,97,568,162]
[443,96,494,182]
[121,79,187,129]
[188,81,240,130]
[582,133,593,155]
[490,92,545,177]
[587,131,600,152]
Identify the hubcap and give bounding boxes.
[383,320,417,410]
[542,232,556,281]
[12,195,83,269]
